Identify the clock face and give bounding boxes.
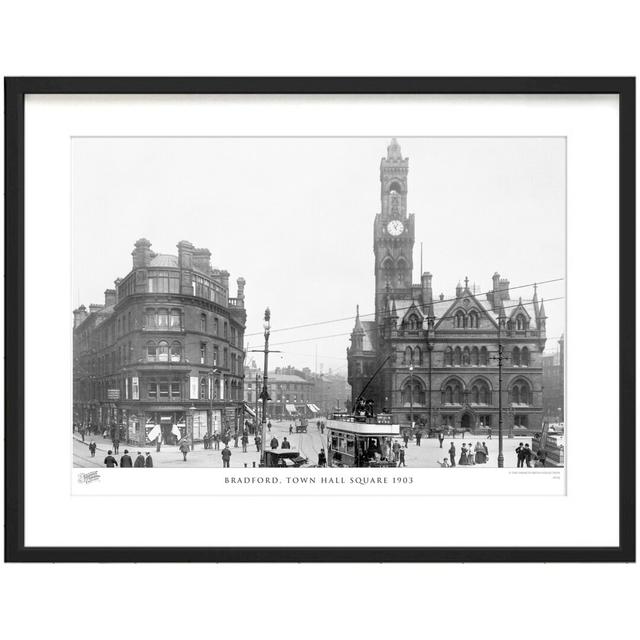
[387,219,404,236]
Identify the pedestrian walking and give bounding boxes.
[281,437,291,449]
[255,435,262,451]
[415,430,422,446]
[104,450,118,467]
[289,424,293,435]
[392,440,401,463]
[270,436,279,449]
[487,427,492,439]
[399,448,406,467]
[458,443,469,466]
[467,444,476,465]
[267,421,272,433]
[221,444,232,468]
[134,452,145,467]
[120,450,133,467]
[213,432,220,450]
[88,441,97,457]
[156,435,161,452]
[241,432,248,452]
[403,431,410,448]
[203,433,209,450]
[233,432,239,448]
[448,442,456,467]
[80,427,86,442]
[523,444,533,468]
[112,439,120,455]
[516,442,525,468]
[438,432,445,448]
[144,452,153,467]
[179,440,190,462]
[318,449,327,467]
[474,441,486,464]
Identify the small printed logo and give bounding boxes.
[78,471,101,484]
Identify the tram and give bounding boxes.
[327,416,400,467]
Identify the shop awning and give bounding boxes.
[285,404,298,414]
[243,403,256,418]
[307,403,320,413]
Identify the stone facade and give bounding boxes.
[347,140,547,433]
[73,239,247,444]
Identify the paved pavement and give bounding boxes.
[74,420,532,469]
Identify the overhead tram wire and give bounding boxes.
[267,295,566,348]
[243,276,564,338]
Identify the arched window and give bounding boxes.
[444,347,453,366]
[521,347,530,366]
[462,347,471,366]
[200,313,207,333]
[388,180,403,194]
[146,341,156,362]
[468,310,479,328]
[404,346,413,365]
[512,346,521,366]
[401,380,425,405]
[406,314,422,330]
[510,379,531,405]
[199,377,207,400]
[414,346,422,366]
[455,311,465,328]
[471,346,479,366]
[453,347,462,366]
[515,314,528,330]
[443,380,463,405]
[170,341,181,362]
[480,347,489,366]
[157,340,169,362]
[471,380,490,404]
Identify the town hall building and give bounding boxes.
[347,139,547,433]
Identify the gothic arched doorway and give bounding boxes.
[460,412,473,431]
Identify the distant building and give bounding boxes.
[542,335,564,422]
[73,238,248,444]
[244,362,349,419]
[347,139,548,432]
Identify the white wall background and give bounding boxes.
[1,2,638,640]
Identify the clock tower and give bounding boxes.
[374,138,415,321]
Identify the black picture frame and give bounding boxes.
[4,77,635,563]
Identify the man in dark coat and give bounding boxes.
[134,452,145,467]
[203,433,209,450]
[438,432,445,448]
[415,430,422,446]
[233,432,239,448]
[523,444,533,468]
[255,435,262,451]
[88,441,97,457]
[281,437,291,449]
[270,436,279,449]
[448,442,456,467]
[120,450,133,467]
[516,443,525,468]
[112,438,120,455]
[241,432,249,452]
[221,444,232,468]
[104,450,118,467]
[144,452,153,467]
[318,449,327,467]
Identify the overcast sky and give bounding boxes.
[72,137,566,374]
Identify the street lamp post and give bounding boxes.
[255,373,261,432]
[409,362,414,431]
[208,369,218,437]
[188,404,196,451]
[490,325,510,468]
[259,308,271,466]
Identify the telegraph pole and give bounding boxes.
[490,324,510,468]
[249,308,281,465]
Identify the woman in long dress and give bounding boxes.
[458,443,468,466]
[467,444,476,465]
[475,441,486,464]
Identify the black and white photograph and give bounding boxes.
[71,136,566,475]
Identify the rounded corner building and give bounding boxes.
[73,238,248,445]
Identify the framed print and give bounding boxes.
[4,77,635,562]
